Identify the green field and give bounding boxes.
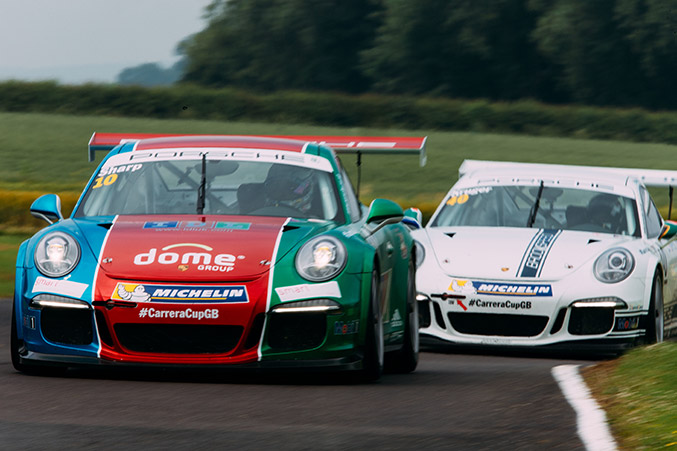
[3,111,677,209]
[0,233,26,297]
[584,343,677,449]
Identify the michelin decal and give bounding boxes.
[112,283,249,303]
[449,279,552,297]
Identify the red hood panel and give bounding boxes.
[99,215,287,282]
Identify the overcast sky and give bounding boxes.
[0,0,213,83]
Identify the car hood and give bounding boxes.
[421,226,635,280]
[77,215,329,282]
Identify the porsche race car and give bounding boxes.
[414,160,677,351]
[12,133,426,380]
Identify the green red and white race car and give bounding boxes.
[12,133,426,380]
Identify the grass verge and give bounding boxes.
[0,233,30,297]
[583,343,677,449]
[3,111,677,206]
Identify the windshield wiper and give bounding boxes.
[526,180,544,228]
[197,154,206,214]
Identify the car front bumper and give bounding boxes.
[416,275,648,349]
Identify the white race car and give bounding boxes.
[413,160,677,352]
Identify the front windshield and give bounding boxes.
[432,185,640,236]
[75,154,343,221]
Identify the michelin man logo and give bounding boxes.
[116,284,151,302]
[391,309,404,328]
[450,279,477,295]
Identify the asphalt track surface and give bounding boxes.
[0,299,599,450]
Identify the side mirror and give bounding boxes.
[365,199,404,235]
[660,220,677,240]
[402,207,423,229]
[30,194,63,224]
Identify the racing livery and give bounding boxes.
[414,160,677,351]
[12,134,426,380]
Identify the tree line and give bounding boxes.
[123,0,677,111]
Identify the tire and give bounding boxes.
[646,273,664,344]
[385,260,418,373]
[10,300,25,372]
[358,269,384,382]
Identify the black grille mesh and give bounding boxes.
[267,313,326,351]
[41,308,93,345]
[568,308,614,335]
[114,324,243,354]
[448,312,548,337]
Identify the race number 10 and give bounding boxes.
[91,174,118,189]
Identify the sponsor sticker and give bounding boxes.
[334,320,359,335]
[275,281,341,302]
[143,221,179,229]
[615,316,640,331]
[449,279,552,297]
[112,283,249,303]
[143,221,251,231]
[468,298,532,310]
[98,163,143,177]
[33,276,88,298]
[138,307,219,321]
[92,164,144,190]
[112,149,334,172]
[446,187,492,206]
[133,244,245,273]
[214,221,251,231]
[518,229,561,278]
[390,309,404,328]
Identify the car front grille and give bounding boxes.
[113,324,243,354]
[41,307,94,345]
[418,299,431,328]
[568,307,614,335]
[267,313,326,351]
[448,312,549,337]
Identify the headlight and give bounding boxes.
[30,294,90,310]
[34,232,81,278]
[570,297,627,309]
[594,248,634,283]
[270,299,342,314]
[295,235,346,282]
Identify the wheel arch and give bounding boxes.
[638,249,664,309]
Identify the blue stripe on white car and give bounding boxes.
[518,229,562,278]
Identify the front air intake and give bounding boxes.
[267,313,326,351]
[448,312,548,337]
[41,307,93,345]
[114,324,243,354]
[568,307,614,335]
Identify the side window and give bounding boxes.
[642,187,663,238]
[339,166,361,222]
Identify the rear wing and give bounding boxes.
[459,159,677,187]
[88,133,427,167]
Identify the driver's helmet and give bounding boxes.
[41,236,70,272]
[587,193,621,230]
[264,164,316,213]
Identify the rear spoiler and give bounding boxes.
[88,133,427,166]
[459,159,677,187]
